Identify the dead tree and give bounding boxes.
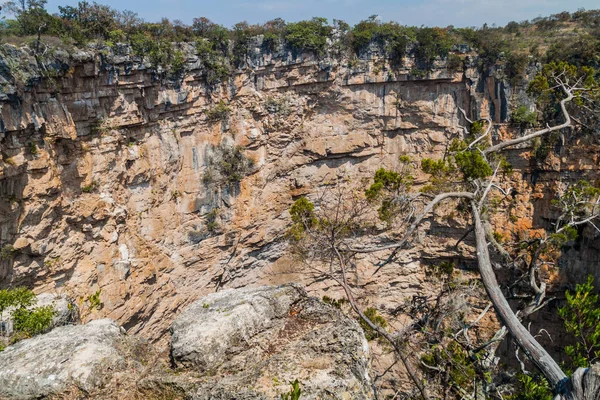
[338,62,600,399]
[284,63,599,398]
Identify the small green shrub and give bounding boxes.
[510,374,553,400]
[410,67,428,78]
[205,100,231,122]
[170,50,186,75]
[0,245,18,261]
[203,143,254,186]
[27,142,38,155]
[280,378,302,400]
[447,54,463,72]
[81,181,98,193]
[421,341,478,391]
[454,151,493,180]
[87,289,102,311]
[471,120,485,135]
[359,307,388,341]
[322,296,348,309]
[431,261,454,277]
[12,305,55,337]
[0,287,54,341]
[206,208,220,233]
[512,105,537,127]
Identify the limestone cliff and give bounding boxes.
[0,38,598,352]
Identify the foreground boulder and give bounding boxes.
[0,319,149,399]
[170,284,372,399]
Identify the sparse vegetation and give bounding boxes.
[280,378,302,400]
[0,287,55,342]
[512,105,538,127]
[81,181,98,193]
[205,100,231,122]
[203,143,254,187]
[358,307,388,341]
[0,244,18,261]
[87,289,102,311]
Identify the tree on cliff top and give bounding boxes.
[288,61,600,399]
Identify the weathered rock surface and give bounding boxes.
[0,319,149,399]
[171,284,372,399]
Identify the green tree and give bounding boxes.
[559,276,600,368]
[284,17,331,55]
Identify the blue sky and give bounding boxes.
[44,0,599,28]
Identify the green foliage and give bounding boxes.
[414,27,452,68]
[290,197,315,225]
[528,62,597,104]
[359,307,388,341]
[548,226,578,248]
[12,305,54,337]
[447,53,463,72]
[287,197,316,241]
[87,289,102,311]
[511,105,537,127]
[365,166,414,223]
[496,155,514,175]
[365,168,403,200]
[0,245,19,261]
[431,261,454,277]
[280,379,302,400]
[470,120,485,135]
[205,208,220,233]
[505,52,530,84]
[559,275,600,368]
[0,287,35,315]
[81,181,97,193]
[0,287,54,341]
[284,17,331,55]
[27,142,38,155]
[510,374,553,400]
[170,50,186,75]
[351,17,414,65]
[203,143,254,187]
[421,158,449,176]
[421,341,477,390]
[322,296,348,309]
[454,150,493,180]
[205,100,231,121]
[551,180,600,228]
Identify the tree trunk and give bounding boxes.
[470,202,571,395]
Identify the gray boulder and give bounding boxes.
[35,293,79,326]
[170,284,372,399]
[0,319,148,399]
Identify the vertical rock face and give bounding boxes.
[0,42,598,346]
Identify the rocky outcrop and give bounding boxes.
[171,284,372,399]
[0,285,371,399]
[0,319,149,399]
